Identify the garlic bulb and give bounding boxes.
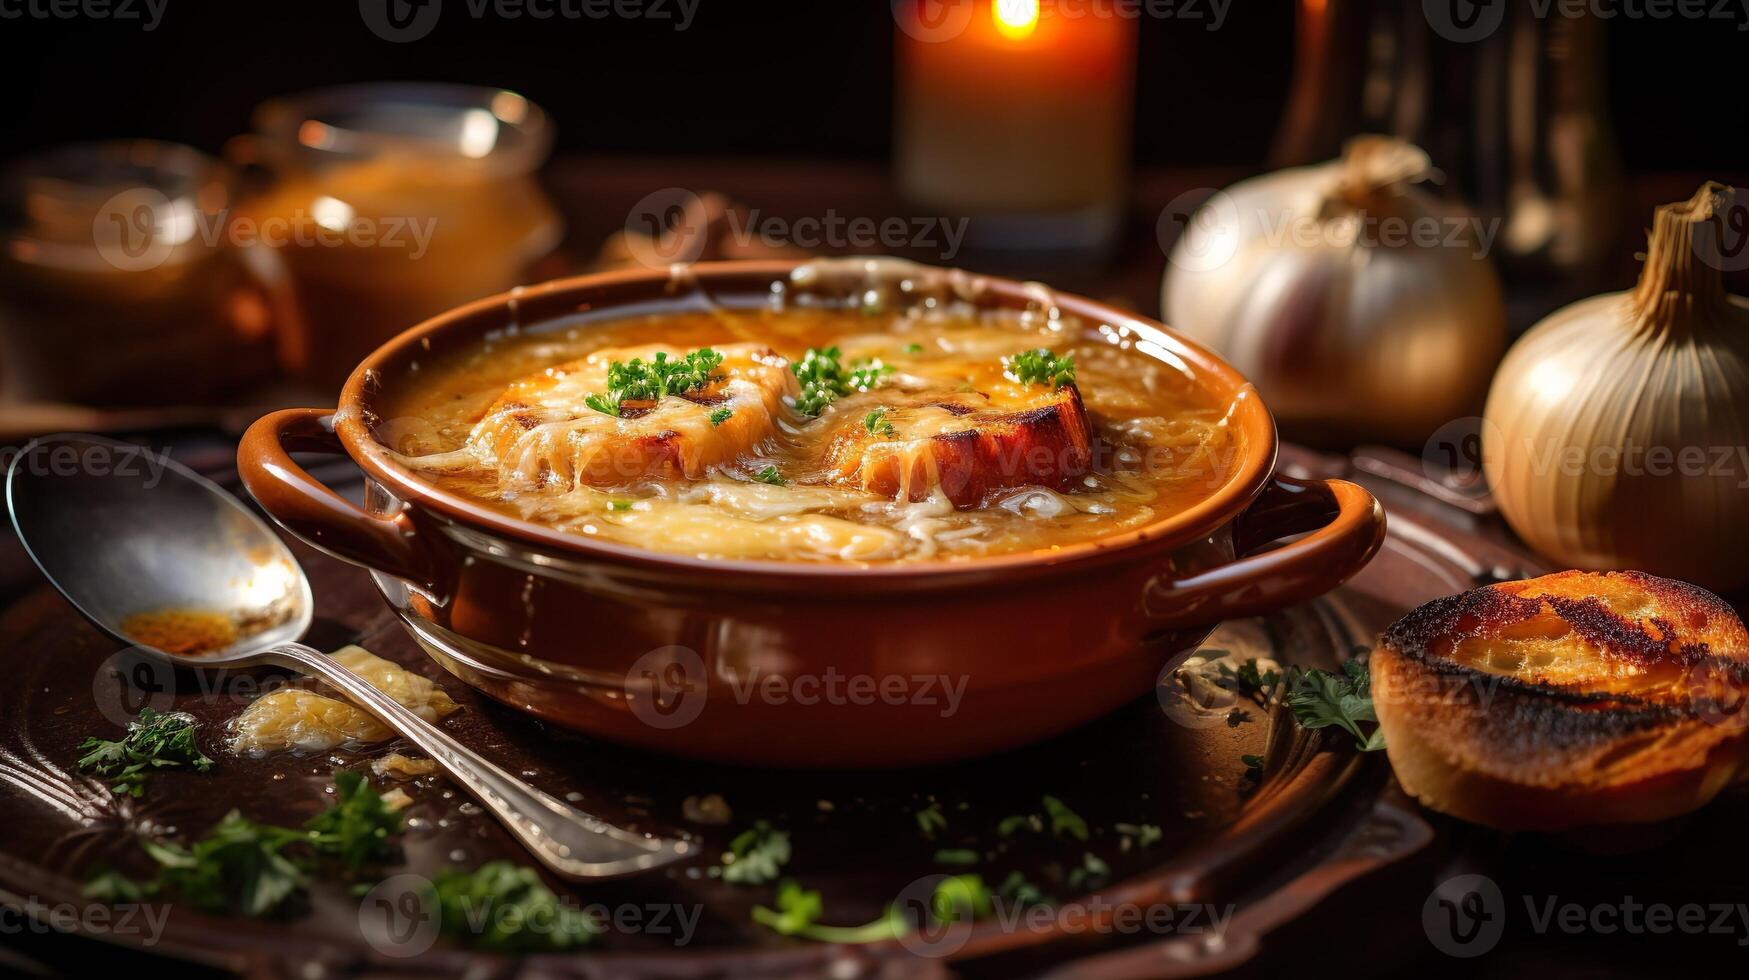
[1163,137,1506,446]
[1484,183,1749,592]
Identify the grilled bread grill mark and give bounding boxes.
[1372,570,1749,830]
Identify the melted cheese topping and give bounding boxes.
[382,308,1235,563]
[230,645,459,754]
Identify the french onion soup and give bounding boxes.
[378,297,1238,563]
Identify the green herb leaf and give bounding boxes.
[1066,852,1110,891]
[608,499,634,511]
[1285,660,1386,752]
[77,708,214,798]
[1004,349,1076,388]
[790,347,892,416]
[429,861,599,952]
[1041,795,1089,841]
[997,813,1043,837]
[586,348,725,416]
[904,343,924,354]
[303,770,403,871]
[997,871,1051,908]
[915,802,947,840]
[933,848,979,866]
[1115,822,1163,852]
[84,771,406,918]
[752,466,787,487]
[751,875,990,945]
[722,820,791,885]
[863,407,896,437]
[709,407,733,426]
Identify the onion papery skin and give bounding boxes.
[1164,138,1506,447]
[1483,183,1749,592]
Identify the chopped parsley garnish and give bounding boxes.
[709,406,733,426]
[915,802,947,840]
[83,771,404,918]
[1222,658,1281,703]
[998,871,1051,907]
[139,810,308,917]
[752,466,787,487]
[608,499,634,511]
[1041,795,1089,841]
[722,820,790,885]
[752,874,991,944]
[904,343,924,354]
[584,347,724,417]
[1066,852,1110,891]
[429,861,599,951]
[1115,822,1163,852]
[997,813,1044,837]
[1286,660,1386,752]
[1004,348,1076,388]
[933,848,979,865]
[303,770,403,871]
[77,708,214,797]
[863,407,896,437]
[790,346,892,416]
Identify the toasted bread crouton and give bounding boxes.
[814,383,1092,508]
[1372,570,1749,831]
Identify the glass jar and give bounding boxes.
[0,140,274,406]
[232,84,562,391]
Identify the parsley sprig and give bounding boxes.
[1004,348,1076,388]
[1285,660,1386,752]
[584,348,725,417]
[83,771,403,917]
[790,346,892,416]
[430,861,600,952]
[77,708,214,797]
[722,820,791,885]
[863,407,896,437]
[752,874,992,944]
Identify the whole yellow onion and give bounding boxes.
[1163,137,1506,447]
[1484,183,1749,592]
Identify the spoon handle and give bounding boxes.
[261,642,690,880]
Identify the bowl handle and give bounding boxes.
[238,407,446,594]
[1143,475,1385,630]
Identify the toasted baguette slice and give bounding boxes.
[1372,570,1749,831]
[813,383,1093,508]
[464,343,796,491]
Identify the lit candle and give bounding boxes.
[895,0,1136,252]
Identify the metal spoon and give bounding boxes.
[5,434,690,880]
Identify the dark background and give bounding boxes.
[0,0,1743,173]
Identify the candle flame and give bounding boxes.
[993,0,1038,39]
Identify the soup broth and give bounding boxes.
[379,303,1238,563]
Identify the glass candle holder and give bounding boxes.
[895,0,1137,256]
[232,84,562,391]
[0,140,274,406]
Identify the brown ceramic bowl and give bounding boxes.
[238,260,1385,767]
